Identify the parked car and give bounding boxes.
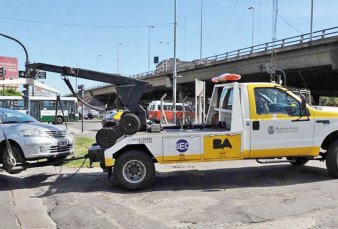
[79,108,100,119]
[147,101,194,123]
[102,110,153,129]
[102,110,123,127]
[0,108,74,173]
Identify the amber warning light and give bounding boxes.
[211,73,241,83]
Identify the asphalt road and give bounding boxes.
[63,119,102,138]
[1,160,338,228]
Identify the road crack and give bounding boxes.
[10,190,22,229]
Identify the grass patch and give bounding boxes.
[66,137,96,168]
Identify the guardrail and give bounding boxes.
[85,26,338,91]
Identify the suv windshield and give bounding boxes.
[0,109,37,124]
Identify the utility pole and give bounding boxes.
[200,0,203,60]
[249,6,255,47]
[271,0,278,82]
[148,25,154,72]
[173,0,177,124]
[310,0,314,41]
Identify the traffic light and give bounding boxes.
[78,84,85,97]
[21,84,29,107]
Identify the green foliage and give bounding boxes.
[65,137,96,168]
[0,88,22,96]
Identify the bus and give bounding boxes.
[0,96,79,124]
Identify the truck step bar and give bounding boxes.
[256,159,297,164]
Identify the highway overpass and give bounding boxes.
[84,26,338,106]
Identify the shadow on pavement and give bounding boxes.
[0,164,332,195]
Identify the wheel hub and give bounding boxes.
[123,160,146,183]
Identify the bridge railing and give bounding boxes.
[133,26,338,79]
[83,26,338,92]
[204,26,338,62]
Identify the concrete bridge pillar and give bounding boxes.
[178,90,187,103]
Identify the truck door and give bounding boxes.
[249,85,315,158]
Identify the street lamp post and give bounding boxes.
[248,6,255,47]
[116,42,122,75]
[200,0,203,60]
[173,0,177,124]
[310,0,314,41]
[160,41,170,71]
[148,25,154,72]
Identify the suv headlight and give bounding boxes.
[20,129,45,137]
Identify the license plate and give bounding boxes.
[58,139,67,147]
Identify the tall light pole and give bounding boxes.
[310,0,313,41]
[148,25,154,72]
[249,6,255,47]
[160,41,170,71]
[173,0,177,124]
[116,42,122,75]
[200,0,203,59]
[97,54,102,71]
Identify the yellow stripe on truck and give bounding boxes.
[155,147,321,164]
[247,146,321,158]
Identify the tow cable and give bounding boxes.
[0,117,16,168]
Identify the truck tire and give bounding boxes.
[120,113,141,135]
[1,144,25,174]
[114,150,155,190]
[287,157,309,166]
[326,140,338,178]
[96,128,118,148]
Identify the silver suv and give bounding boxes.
[0,108,74,173]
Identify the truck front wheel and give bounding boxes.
[114,150,155,190]
[326,140,338,178]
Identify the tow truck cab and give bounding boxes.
[89,81,338,190]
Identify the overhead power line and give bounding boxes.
[277,13,303,34]
[0,16,172,28]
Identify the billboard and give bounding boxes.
[0,56,18,79]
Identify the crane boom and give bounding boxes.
[28,62,153,131]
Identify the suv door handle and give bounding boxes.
[253,121,260,130]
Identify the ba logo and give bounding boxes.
[268,126,275,135]
[176,139,189,152]
[213,138,232,150]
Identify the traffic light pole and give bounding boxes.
[0,33,30,114]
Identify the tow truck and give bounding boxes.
[25,65,338,190]
[87,74,338,190]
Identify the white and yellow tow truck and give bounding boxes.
[86,74,338,190]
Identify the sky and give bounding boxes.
[1,0,338,95]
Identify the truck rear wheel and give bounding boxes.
[114,150,155,190]
[120,113,141,135]
[326,140,338,178]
